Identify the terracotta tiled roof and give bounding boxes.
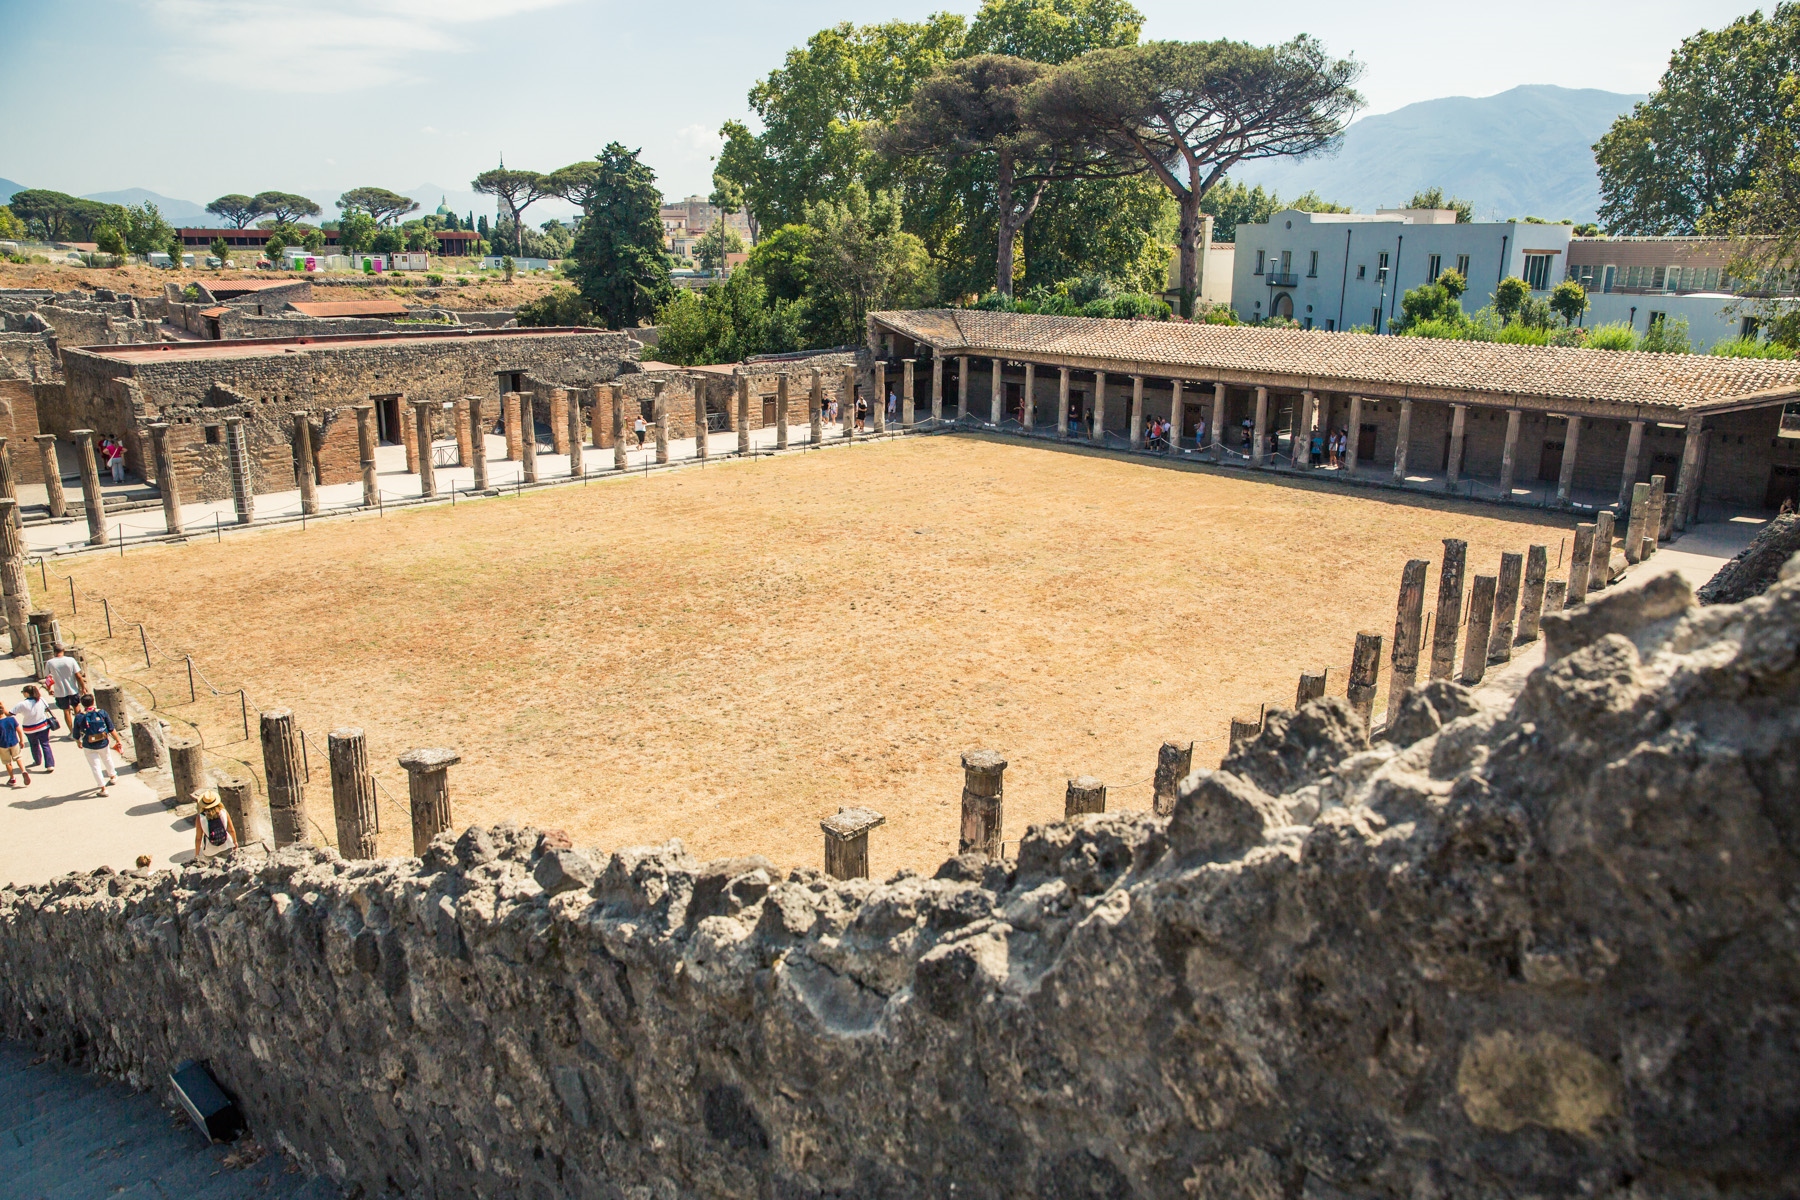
[870,309,1800,414]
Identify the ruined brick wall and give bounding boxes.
[0,379,46,485]
[2,568,1795,1199]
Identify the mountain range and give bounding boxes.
[5,85,1642,229]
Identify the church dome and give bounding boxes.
[435,195,452,216]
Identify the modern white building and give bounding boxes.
[1566,236,1758,350]
[1230,208,1574,332]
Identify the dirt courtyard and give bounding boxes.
[57,435,1573,874]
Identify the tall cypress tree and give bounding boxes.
[568,143,673,329]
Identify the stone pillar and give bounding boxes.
[260,708,309,849]
[1023,363,1036,431]
[1617,419,1645,510]
[1129,376,1145,449]
[1647,474,1669,553]
[989,357,1003,425]
[470,397,492,489]
[1064,777,1106,817]
[775,376,790,450]
[1347,631,1382,729]
[166,734,205,808]
[820,807,885,880]
[328,727,379,859]
[90,678,126,748]
[1091,372,1107,445]
[611,384,628,471]
[1624,481,1650,564]
[1428,539,1467,681]
[874,363,887,433]
[1392,399,1413,481]
[503,391,522,461]
[414,401,437,498]
[1556,414,1582,504]
[0,500,28,655]
[1460,574,1497,684]
[1682,434,1708,530]
[289,413,319,516]
[399,747,460,857]
[225,416,252,525]
[1567,523,1595,606]
[1445,403,1466,488]
[1210,383,1227,459]
[694,386,710,462]
[70,430,107,545]
[1590,509,1614,589]
[1294,390,1314,467]
[1152,740,1192,817]
[132,715,168,772]
[1252,386,1269,465]
[958,749,1006,859]
[1167,379,1181,453]
[354,404,378,507]
[1498,408,1521,498]
[455,397,476,467]
[33,436,66,518]
[549,388,570,456]
[1489,552,1523,662]
[521,405,539,482]
[1341,395,1363,472]
[931,357,944,422]
[1296,670,1326,706]
[1227,715,1263,754]
[902,360,916,426]
[148,423,183,536]
[1544,578,1568,613]
[1058,368,1071,437]
[654,384,670,465]
[1672,420,1704,532]
[1517,544,1549,644]
[840,366,855,439]
[956,356,968,418]
[738,376,754,453]
[809,371,824,444]
[217,774,264,847]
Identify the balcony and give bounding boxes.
[1265,272,1299,288]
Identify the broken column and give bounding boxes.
[166,733,205,808]
[1386,560,1429,725]
[1516,544,1549,643]
[260,708,310,849]
[1295,670,1326,706]
[820,807,885,880]
[1227,714,1263,755]
[611,384,628,471]
[0,498,32,655]
[1489,551,1523,662]
[1461,573,1498,684]
[1544,578,1568,612]
[1590,509,1615,589]
[1428,539,1466,681]
[503,392,522,461]
[521,405,539,482]
[399,747,460,856]
[1567,523,1595,606]
[1646,475,1668,554]
[33,435,65,518]
[224,416,253,525]
[1624,482,1650,564]
[148,423,183,536]
[775,375,790,450]
[92,678,127,748]
[216,773,265,847]
[958,749,1006,859]
[469,398,491,490]
[1347,631,1383,729]
[328,726,379,859]
[132,715,168,772]
[739,377,753,454]
[414,401,438,498]
[1064,777,1107,817]
[694,386,709,462]
[1152,740,1193,817]
[69,429,107,545]
[291,413,319,516]
[354,404,378,507]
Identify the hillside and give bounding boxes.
[1229,84,1640,223]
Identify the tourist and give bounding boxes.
[856,393,868,432]
[103,436,126,483]
[14,684,53,771]
[133,854,152,872]
[192,788,239,861]
[43,645,84,735]
[0,704,26,786]
[72,694,120,796]
[887,390,898,423]
[1195,417,1207,450]
[633,413,647,449]
[1311,427,1325,464]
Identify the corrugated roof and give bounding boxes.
[870,309,1800,414]
[287,300,410,318]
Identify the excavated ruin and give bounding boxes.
[1,557,1796,1198]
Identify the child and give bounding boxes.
[0,706,27,786]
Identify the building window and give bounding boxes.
[1307,250,1318,277]
[1665,265,1681,292]
[1254,249,1265,275]
[1325,319,1335,331]
[1648,311,1667,328]
[1279,250,1292,276]
[1522,253,1553,290]
[204,425,221,444]
[1603,265,1616,293]
[1356,264,1366,280]
[1427,253,1442,282]
[1372,306,1382,329]
[1456,254,1470,277]
[1377,251,1389,272]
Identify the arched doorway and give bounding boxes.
[1272,292,1294,320]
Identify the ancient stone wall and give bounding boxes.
[0,379,47,485]
[2,565,1795,1199]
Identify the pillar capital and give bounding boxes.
[399,747,461,774]
[69,428,95,443]
[32,433,55,445]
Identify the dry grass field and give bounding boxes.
[56,435,1572,874]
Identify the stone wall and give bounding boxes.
[0,378,47,485]
[2,566,1796,1199]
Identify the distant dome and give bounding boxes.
[434,195,452,216]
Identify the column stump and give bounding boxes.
[958,750,1006,859]
[821,807,885,880]
[400,747,460,856]
[1064,777,1107,818]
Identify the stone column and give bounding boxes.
[1498,408,1521,498]
[1544,578,1568,613]
[1624,481,1650,564]
[1489,552,1523,663]
[1392,399,1413,481]
[1064,777,1106,817]
[989,358,1003,425]
[1347,631,1382,730]
[550,388,570,456]
[1058,369,1071,437]
[470,398,492,489]
[1167,379,1182,453]
[1647,474,1668,553]
[522,401,541,481]
[290,413,319,516]
[1682,435,1708,530]
[33,436,65,518]
[694,386,710,462]
[166,734,205,808]
[217,774,265,848]
[1151,740,1193,817]
[739,376,754,453]
[821,807,885,880]
[225,416,252,525]
[414,401,438,498]
[354,404,378,507]
[873,363,887,433]
[611,384,628,471]
[1385,558,1428,725]
[132,715,168,772]
[654,384,670,465]
[503,391,522,461]
[260,708,309,849]
[902,360,916,426]
[1618,419,1645,510]
[1293,390,1314,467]
[809,371,824,444]
[1091,372,1107,444]
[92,678,126,745]
[1428,539,1467,681]
[839,366,855,439]
[455,397,475,467]
[399,747,460,856]
[69,430,107,545]
[1556,414,1582,504]
[931,357,944,422]
[1296,670,1327,705]
[1129,376,1145,449]
[959,750,1006,859]
[1210,383,1227,459]
[1445,403,1467,488]
[1567,522,1595,606]
[568,392,585,476]
[1023,363,1036,431]
[1252,386,1269,465]
[1517,544,1548,644]
[0,499,32,655]
[1672,420,1704,532]
[1590,509,1615,589]
[147,423,183,536]
[1461,574,1497,684]
[1228,715,1263,753]
[328,726,379,859]
[775,375,790,450]
[956,356,968,417]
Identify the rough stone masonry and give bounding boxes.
[0,560,1797,1198]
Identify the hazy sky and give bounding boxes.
[0,0,1760,216]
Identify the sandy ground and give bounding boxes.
[49,434,1580,875]
[0,259,560,310]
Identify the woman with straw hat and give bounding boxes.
[192,789,239,861]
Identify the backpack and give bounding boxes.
[206,812,229,847]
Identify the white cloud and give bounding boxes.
[674,123,724,161]
[145,0,574,93]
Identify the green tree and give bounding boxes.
[337,210,377,255]
[566,142,673,329]
[1396,280,1465,330]
[1704,73,1800,340]
[964,0,1141,63]
[1548,279,1589,325]
[1406,186,1474,222]
[369,228,404,254]
[205,194,260,227]
[1032,36,1363,316]
[801,183,936,344]
[165,229,186,268]
[250,191,320,224]
[1436,268,1467,299]
[515,287,600,327]
[1638,314,1693,353]
[1494,276,1530,322]
[338,186,418,226]
[301,228,327,253]
[1595,5,1800,233]
[746,224,812,303]
[695,222,745,271]
[7,190,116,241]
[655,270,806,365]
[502,255,516,283]
[472,164,552,248]
[209,236,231,265]
[121,201,174,256]
[1020,172,1172,295]
[0,206,22,241]
[1199,179,1278,241]
[93,222,126,258]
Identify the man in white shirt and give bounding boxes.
[43,647,84,738]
